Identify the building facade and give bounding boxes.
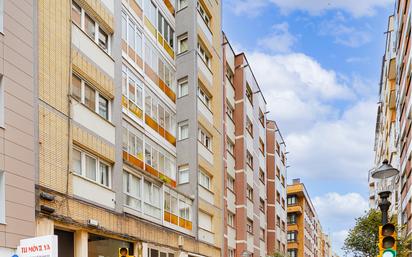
[372,0,412,236]
[35,0,222,256]
[369,14,399,215]
[0,0,36,255]
[222,35,288,257]
[287,179,329,257]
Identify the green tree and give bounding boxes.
[267,252,287,257]
[343,209,412,257]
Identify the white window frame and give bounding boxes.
[227,175,234,191]
[72,73,112,121]
[198,170,211,190]
[72,1,111,54]
[178,0,188,10]
[178,77,189,97]
[198,87,211,108]
[198,128,212,150]
[0,171,4,224]
[72,147,112,188]
[123,171,142,211]
[197,1,211,28]
[227,212,234,227]
[178,121,189,140]
[247,186,253,200]
[197,42,211,68]
[178,164,189,184]
[178,34,188,54]
[227,138,234,155]
[143,179,161,219]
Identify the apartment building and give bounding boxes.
[394,0,412,234]
[222,34,288,257]
[35,0,222,256]
[320,234,331,257]
[369,14,399,214]
[287,179,325,257]
[266,120,287,255]
[0,0,36,255]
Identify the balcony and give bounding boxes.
[198,100,213,124]
[226,117,235,142]
[287,205,303,214]
[247,233,254,252]
[199,185,214,205]
[197,11,213,45]
[72,101,115,144]
[226,153,235,177]
[225,78,235,105]
[199,228,214,245]
[198,141,214,165]
[227,227,236,248]
[247,199,254,219]
[72,175,115,209]
[71,24,114,78]
[198,54,213,87]
[227,190,235,213]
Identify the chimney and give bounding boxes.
[292,178,301,185]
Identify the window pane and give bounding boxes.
[72,74,82,101]
[100,162,109,187]
[128,23,135,48]
[71,1,81,27]
[85,155,97,181]
[98,95,109,120]
[72,149,81,174]
[85,13,95,39]
[98,28,108,52]
[84,84,96,111]
[121,14,127,40]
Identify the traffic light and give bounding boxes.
[379,223,397,257]
[119,247,129,257]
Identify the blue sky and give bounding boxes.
[222,0,393,255]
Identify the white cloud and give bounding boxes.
[313,193,368,256]
[257,23,297,53]
[313,192,369,222]
[245,50,376,181]
[346,57,370,63]
[228,0,391,17]
[318,13,372,48]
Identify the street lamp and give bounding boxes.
[371,159,400,225]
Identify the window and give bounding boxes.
[178,77,188,97]
[288,249,297,257]
[122,12,143,57]
[227,138,234,155]
[226,103,234,120]
[246,83,253,104]
[123,127,144,160]
[84,13,95,39]
[247,186,253,200]
[228,249,235,257]
[72,147,112,187]
[164,187,192,226]
[259,169,265,183]
[246,219,253,233]
[71,1,81,27]
[198,87,211,108]
[288,213,297,224]
[178,0,188,10]
[287,231,297,242]
[123,171,142,211]
[157,11,174,48]
[144,180,161,219]
[288,195,297,205]
[72,74,82,101]
[246,151,253,168]
[227,175,234,191]
[178,164,189,184]
[226,65,234,84]
[246,118,253,137]
[282,198,285,209]
[198,128,212,150]
[197,1,210,27]
[178,34,188,54]
[197,42,211,68]
[276,191,281,203]
[260,228,265,241]
[259,198,265,213]
[72,73,111,121]
[276,166,280,178]
[199,211,212,231]
[145,89,176,136]
[178,121,189,140]
[98,28,108,51]
[259,109,265,126]
[0,171,4,223]
[145,0,157,26]
[281,175,285,187]
[259,138,265,154]
[144,138,176,180]
[281,221,286,231]
[227,212,234,227]
[199,170,211,190]
[276,215,280,227]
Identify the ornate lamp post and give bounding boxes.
[371,159,400,225]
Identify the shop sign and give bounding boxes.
[17,235,58,257]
